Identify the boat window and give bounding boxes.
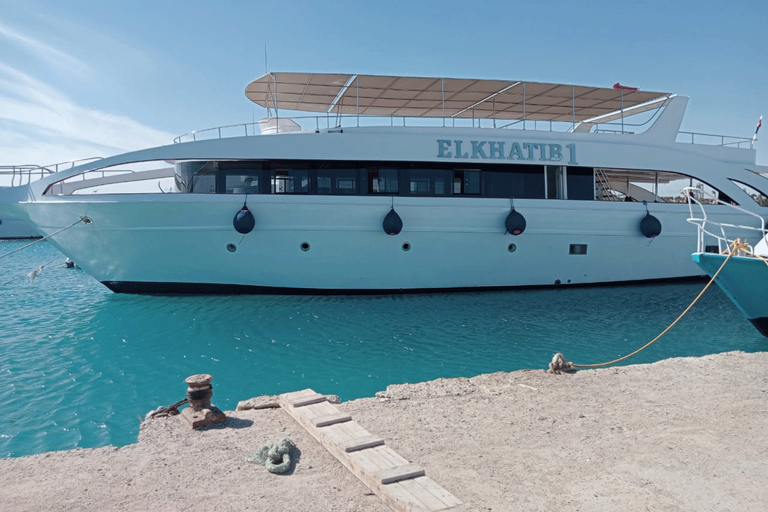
[569,244,588,255]
[272,169,308,194]
[225,172,260,194]
[729,180,768,206]
[368,168,398,194]
[484,165,545,199]
[596,169,726,204]
[315,168,359,195]
[546,166,566,199]
[566,167,595,200]
[174,161,217,194]
[453,170,481,195]
[408,169,452,196]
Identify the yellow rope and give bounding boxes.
[564,240,747,370]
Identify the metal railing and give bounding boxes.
[173,114,591,144]
[684,186,767,253]
[0,157,103,187]
[677,131,753,148]
[172,114,754,151]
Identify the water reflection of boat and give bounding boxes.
[686,186,768,337]
[3,73,768,294]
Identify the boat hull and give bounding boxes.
[692,252,768,337]
[0,217,40,239]
[19,194,756,294]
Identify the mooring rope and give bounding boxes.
[0,216,92,260]
[0,216,92,286]
[549,239,747,373]
[1,254,65,286]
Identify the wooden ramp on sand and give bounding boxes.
[279,389,475,512]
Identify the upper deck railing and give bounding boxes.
[0,157,102,187]
[676,131,753,148]
[172,113,753,149]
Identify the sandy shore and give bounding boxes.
[2,350,767,512]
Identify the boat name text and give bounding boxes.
[436,140,577,165]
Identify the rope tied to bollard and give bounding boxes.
[144,398,189,421]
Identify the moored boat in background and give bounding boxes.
[686,186,768,337]
[1,72,767,294]
[0,159,103,239]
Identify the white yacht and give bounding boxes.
[1,72,767,294]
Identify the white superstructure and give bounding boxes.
[2,73,767,294]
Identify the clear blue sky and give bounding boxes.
[1,0,766,165]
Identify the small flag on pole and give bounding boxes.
[613,82,639,91]
[753,116,763,145]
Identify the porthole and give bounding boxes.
[226,243,237,253]
[402,241,411,252]
[507,243,517,253]
[300,241,310,252]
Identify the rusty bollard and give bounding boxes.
[180,373,226,428]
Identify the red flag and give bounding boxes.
[613,82,639,91]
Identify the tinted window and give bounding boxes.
[567,167,594,200]
[485,166,544,199]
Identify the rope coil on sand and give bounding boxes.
[250,438,296,474]
[548,240,750,373]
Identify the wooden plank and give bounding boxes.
[300,401,339,420]
[409,478,463,509]
[341,434,385,453]
[336,419,373,439]
[313,412,352,427]
[281,388,321,405]
[289,392,328,408]
[318,423,354,446]
[378,481,432,512]
[397,478,452,511]
[376,463,426,485]
[279,388,471,512]
[439,505,479,512]
[352,445,393,473]
[347,448,386,475]
[376,445,411,467]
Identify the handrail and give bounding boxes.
[684,186,766,253]
[172,114,598,143]
[173,114,751,149]
[0,157,103,187]
[0,164,53,186]
[677,131,753,148]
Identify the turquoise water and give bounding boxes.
[1,239,765,458]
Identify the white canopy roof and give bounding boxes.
[245,72,669,122]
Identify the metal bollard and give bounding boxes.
[180,373,226,428]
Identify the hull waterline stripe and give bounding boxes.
[102,275,708,295]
